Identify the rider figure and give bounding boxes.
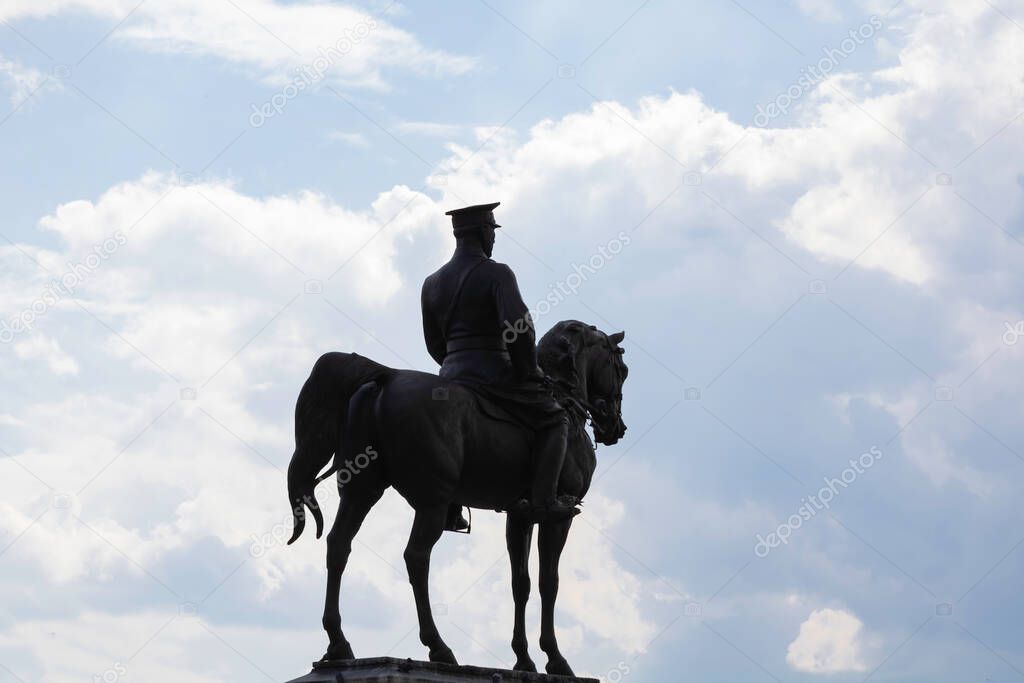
[421,202,578,531]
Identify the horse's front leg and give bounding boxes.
[405,503,457,665]
[506,514,536,671]
[538,517,574,676]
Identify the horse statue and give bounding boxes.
[285,319,628,676]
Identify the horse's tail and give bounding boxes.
[286,352,390,545]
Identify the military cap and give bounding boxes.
[446,202,501,235]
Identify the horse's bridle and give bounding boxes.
[551,342,625,439]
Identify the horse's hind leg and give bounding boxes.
[404,503,457,665]
[321,486,384,661]
[506,514,536,672]
[538,517,574,676]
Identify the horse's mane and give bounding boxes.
[538,320,625,429]
[538,320,623,378]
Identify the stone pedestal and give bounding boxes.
[285,657,598,683]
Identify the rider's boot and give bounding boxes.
[444,503,470,532]
[514,417,577,522]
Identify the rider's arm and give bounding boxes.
[421,285,446,366]
[494,264,542,380]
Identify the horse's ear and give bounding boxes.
[609,331,625,345]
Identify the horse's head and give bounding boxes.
[538,321,628,446]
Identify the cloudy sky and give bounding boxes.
[1,0,1023,681]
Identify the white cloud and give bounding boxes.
[0,1,474,91]
[13,334,79,375]
[868,392,998,497]
[786,608,872,673]
[0,610,319,683]
[396,121,465,138]
[0,54,52,105]
[327,130,370,148]
[426,1,1020,289]
[796,0,844,22]
[33,171,439,312]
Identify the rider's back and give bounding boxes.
[421,252,529,386]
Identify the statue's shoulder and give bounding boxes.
[424,256,510,292]
[422,261,451,287]
[479,258,514,278]
[420,270,434,296]
[421,267,446,306]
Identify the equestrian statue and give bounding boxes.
[285,202,628,677]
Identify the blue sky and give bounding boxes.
[1,1,1023,681]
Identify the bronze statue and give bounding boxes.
[286,203,628,676]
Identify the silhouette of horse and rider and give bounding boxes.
[286,203,628,676]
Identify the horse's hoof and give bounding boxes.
[513,656,537,672]
[321,641,355,662]
[428,645,458,665]
[546,655,574,676]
